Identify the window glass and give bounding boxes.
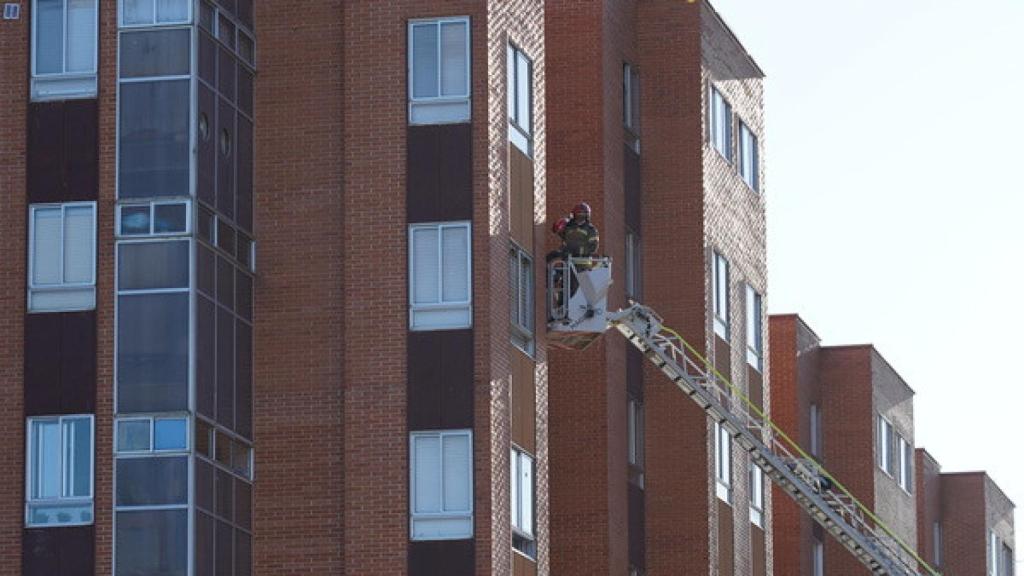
[441,227,469,301]
[235,320,253,439]
[119,29,190,78]
[216,307,236,427]
[154,419,187,450]
[30,420,61,499]
[197,296,216,417]
[412,228,440,305]
[35,0,64,74]
[64,417,92,498]
[118,79,190,198]
[195,511,214,575]
[117,293,189,412]
[713,252,729,337]
[411,24,439,99]
[115,509,188,576]
[745,285,762,368]
[515,50,530,133]
[117,419,151,451]
[27,416,94,527]
[156,0,188,23]
[62,205,94,284]
[215,468,233,521]
[122,0,154,25]
[235,478,251,530]
[29,203,96,312]
[153,203,187,233]
[410,223,472,330]
[410,430,473,540]
[116,457,188,505]
[120,205,151,235]
[216,520,233,575]
[440,21,467,96]
[118,241,189,290]
[31,207,62,285]
[66,0,95,72]
[195,458,214,511]
[198,0,213,31]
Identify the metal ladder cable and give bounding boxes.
[608,304,941,576]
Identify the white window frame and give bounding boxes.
[810,403,821,458]
[624,62,640,151]
[509,244,534,355]
[118,0,192,28]
[410,429,474,541]
[990,531,1000,576]
[933,521,942,567]
[507,42,532,155]
[28,201,97,313]
[26,415,95,527]
[712,251,729,338]
[709,85,733,162]
[408,16,471,125]
[115,416,190,454]
[897,434,913,493]
[409,221,473,331]
[714,421,731,503]
[510,446,534,542]
[31,0,99,100]
[745,284,762,370]
[878,415,894,476]
[628,396,644,488]
[739,120,760,192]
[813,539,825,576]
[749,461,764,527]
[116,199,192,237]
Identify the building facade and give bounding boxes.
[545,2,769,575]
[770,315,919,576]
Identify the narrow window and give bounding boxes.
[627,395,644,487]
[932,521,942,567]
[1002,543,1013,576]
[409,222,472,330]
[715,421,731,503]
[28,202,96,313]
[510,447,535,557]
[709,86,733,162]
[623,63,640,150]
[897,435,913,492]
[813,539,825,576]
[878,415,895,476]
[810,404,821,458]
[507,43,532,154]
[410,430,473,540]
[509,244,534,354]
[31,0,98,99]
[625,230,641,300]
[409,17,471,124]
[739,121,760,191]
[120,0,190,27]
[990,531,1000,576]
[745,285,762,369]
[749,461,764,527]
[712,251,729,338]
[26,415,94,526]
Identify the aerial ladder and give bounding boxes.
[547,257,940,576]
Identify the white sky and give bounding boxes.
[710,0,1024,535]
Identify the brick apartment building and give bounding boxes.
[917,450,1016,576]
[545,2,768,575]
[771,314,1017,576]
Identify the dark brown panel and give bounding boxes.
[28,100,98,203]
[408,539,474,576]
[509,147,534,251]
[408,330,473,430]
[511,349,536,453]
[747,366,763,412]
[512,551,537,576]
[624,145,641,232]
[24,525,95,576]
[751,525,766,576]
[25,312,96,416]
[718,499,734,576]
[627,345,643,397]
[407,124,472,223]
[628,482,646,570]
[714,336,731,408]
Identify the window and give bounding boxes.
[897,435,913,492]
[749,461,764,527]
[26,415,94,527]
[745,285,762,369]
[118,28,191,199]
[933,521,942,566]
[810,404,821,458]
[625,230,641,299]
[410,430,473,540]
[739,121,760,191]
[116,417,188,453]
[117,200,190,236]
[624,63,640,150]
[507,43,532,154]
[509,245,534,354]
[813,539,824,576]
[628,396,644,487]
[29,202,96,313]
[712,251,729,338]
[31,0,97,99]
[990,531,1000,576]
[120,0,190,26]
[510,447,535,557]
[878,415,895,476]
[714,421,731,503]
[1002,543,1013,576]
[709,86,733,162]
[409,222,472,330]
[408,17,470,124]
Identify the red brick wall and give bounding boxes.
[0,5,28,574]
[916,449,942,568]
[941,473,987,575]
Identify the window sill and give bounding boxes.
[715,481,731,504]
[409,98,471,125]
[32,75,97,102]
[713,319,729,340]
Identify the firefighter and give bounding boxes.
[562,202,599,258]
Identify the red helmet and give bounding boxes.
[572,202,592,219]
[552,217,569,234]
